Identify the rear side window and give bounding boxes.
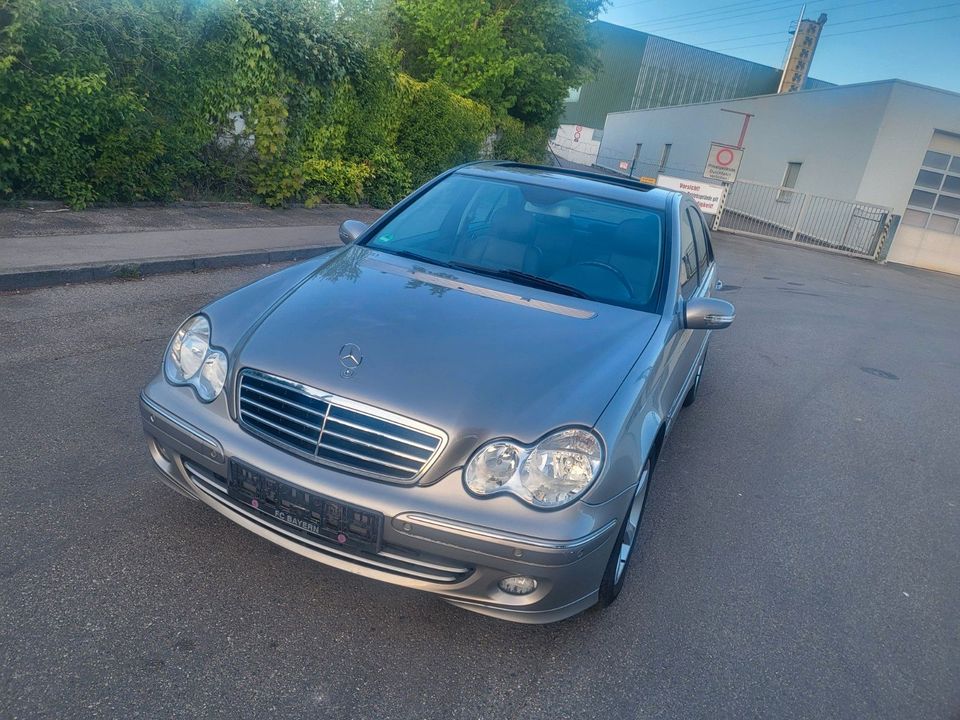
[679,209,698,299]
[687,206,710,281]
[699,215,715,262]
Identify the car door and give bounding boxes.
[661,200,703,422]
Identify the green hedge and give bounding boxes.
[0,0,529,208]
[395,75,492,188]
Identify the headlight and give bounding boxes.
[464,428,603,508]
[196,350,228,401]
[163,315,228,402]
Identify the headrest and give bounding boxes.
[613,216,661,256]
[489,207,535,241]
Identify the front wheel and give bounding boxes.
[597,459,653,607]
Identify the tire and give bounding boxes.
[597,459,653,608]
[682,345,708,408]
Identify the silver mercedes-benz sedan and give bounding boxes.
[140,162,735,623]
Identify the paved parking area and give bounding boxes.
[1,233,958,719]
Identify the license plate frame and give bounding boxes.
[227,459,383,553]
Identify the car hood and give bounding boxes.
[232,246,660,468]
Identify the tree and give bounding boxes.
[392,0,604,128]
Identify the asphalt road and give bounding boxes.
[1,234,958,719]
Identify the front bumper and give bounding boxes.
[139,382,628,623]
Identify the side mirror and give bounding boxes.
[685,297,735,330]
[338,219,369,245]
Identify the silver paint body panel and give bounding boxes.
[140,163,730,623]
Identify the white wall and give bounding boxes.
[858,84,960,212]
[598,80,960,275]
[870,102,960,274]
[598,82,894,199]
[549,124,602,166]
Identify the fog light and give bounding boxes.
[498,576,538,596]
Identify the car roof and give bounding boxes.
[455,161,676,211]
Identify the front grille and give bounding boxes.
[236,369,445,483]
[183,459,472,584]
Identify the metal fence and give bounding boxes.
[716,179,892,258]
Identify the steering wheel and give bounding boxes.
[568,261,633,296]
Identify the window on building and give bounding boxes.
[792,73,801,82]
[592,128,604,142]
[928,214,959,233]
[783,162,802,188]
[941,174,960,194]
[796,60,806,70]
[915,169,944,189]
[934,194,960,215]
[802,35,813,46]
[906,146,960,234]
[629,143,643,176]
[909,189,937,208]
[799,48,810,58]
[903,209,929,227]
[777,162,802,202]
[922,150,950,170]
[659,143,671,173]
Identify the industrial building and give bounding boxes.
[549,15,960,275]
[551,21,832,166]
[596,79,960,275]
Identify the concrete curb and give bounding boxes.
[0,244,338,292]
[0,199,376,211]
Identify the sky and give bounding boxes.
[601,0,960,92]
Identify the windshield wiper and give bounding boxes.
[375,250,591,300]
[446,261,591,300]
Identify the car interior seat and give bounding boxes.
[457,207,542,274]
[604,216,662,302]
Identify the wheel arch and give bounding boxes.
[647,421,667,471]
[639,411,666,472]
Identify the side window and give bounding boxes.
[700,215,715,263]
[679,207,698,299]
[687,207,710,283]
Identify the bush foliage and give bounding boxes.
[0,0,599,208]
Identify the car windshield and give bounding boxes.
[362,173,665,311]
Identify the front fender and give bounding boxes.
[583,322,672,507]
[586,406,662,506]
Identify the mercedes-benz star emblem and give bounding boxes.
[338,343,363,378]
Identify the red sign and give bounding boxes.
[715,147,736,167]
